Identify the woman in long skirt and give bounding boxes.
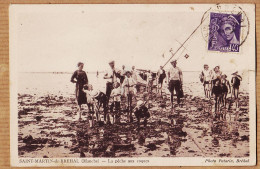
[71,62,88,120]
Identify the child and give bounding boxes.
[146,70,153,93]
[134,100,150,127]
[212,79,222,119]
[157,66,166,96]
[122,71,137,122]
[93,91,107,112]
[91,90,107,122]
[110,82,122,124]
[211,66,222,96]
[221,74,231,107]
[231,71,242,108]
[84,84,94,112]
[200,64,213,98]
[84,84,95,127]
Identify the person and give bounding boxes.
[134,100,150,128]
[157,66,166,96]
[220,74,231,107]
[71,62,88,121]
[84,84,95,127]
[212,79,222,117]
[131,66,140,92]
[92,90,107,121]
[131,66,137,82]
[211,66,222,97]
[104,60,120,98]
[84,84,95,112]
[96,71,99,78]
[146,70,154,93]
[212,66,222,85]
[120,65,126,85]
[122,71,137,122]
[200,64,213,98]
[110,82,122,124]
[220,15,240,45]
[231,71,242,108]
[168,60,183,108]
[103,60,120,121]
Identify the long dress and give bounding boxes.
[71,70,88,105]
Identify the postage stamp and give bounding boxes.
[208,12,241,52]
[9,4,256,167]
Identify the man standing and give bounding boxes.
[168,60,183,108]
[103,60,120,121]
[200,64,213,98]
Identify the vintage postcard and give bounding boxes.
[9,4,256,167]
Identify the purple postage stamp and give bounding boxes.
[208,12,241,52]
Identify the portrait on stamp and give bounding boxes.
[208,12,242,52]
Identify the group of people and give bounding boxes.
[70,60,243,126]
[200,64,242,113]
[70,61,150,126]
[103,61,139,123]
[142,60,183,109]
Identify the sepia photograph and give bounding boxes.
[9,4,256,166]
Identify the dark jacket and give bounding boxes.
[71,70,88,85]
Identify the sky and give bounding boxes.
[10,4,255,73]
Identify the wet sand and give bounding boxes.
[17,79,250,158]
